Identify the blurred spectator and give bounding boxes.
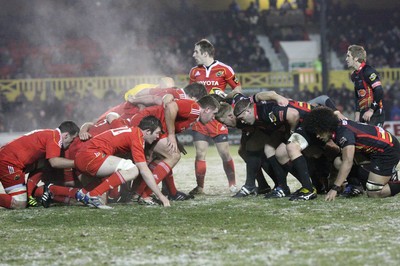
[280,0,293,15]
[246,1,259,26]
[229,0,241,18]
[269,0,277,10]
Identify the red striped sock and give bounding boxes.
[27,172,43,197]
[195,160,206,188]
[142,161,172,198]
[135,161,158,195]
[90,172,126,197]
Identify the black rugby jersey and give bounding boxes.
[351,62,383,112]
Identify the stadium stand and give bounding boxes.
[0,0,400,132]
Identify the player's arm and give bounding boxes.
[128,95,163,106]
[135,162,170,207]
[79,122,94,140]
[132,88,152,97]
[48,157,75,169]
[231,85,242,94]
[164,101,179,154]
[363,69,383,122]
[254,91,288,106]
[162,94,175,107]
[325,144,355,201]
[354,91,361,121]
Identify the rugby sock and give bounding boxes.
[90,171,126,197]
[0,194,12,209]
[244,151,262,188]
[0,187,27,209]
[195,160,206,188]
[135,161,158,195]
[223,159,236,186]
[256,169,271,190]
[141,161,172,198]
[163,174,177,196]
[33,186,44,197]
[261,155,278,186]
[83,179,103,192]
[26,171,43,197]
[108,186,121,201]
[388,181,400,196]
[268,156,289,188]
[292,156,314,191]
[49,185,79,198]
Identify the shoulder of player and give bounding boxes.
[213,60,235,71]
[176,98,197,106]
[189,65,203,72]
[362,64,379,77]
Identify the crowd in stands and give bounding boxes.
[1,0,400,132]
[326,0,400,69]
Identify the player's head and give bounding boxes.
[208,93,225,104]
[233,98,255,125]
[346,45,366,69]
[124,83,157,101]
[193,39,215,65]
[158,77,175,89]
[138,116,163,144]
[183,83,207,101]
[302,106,339,142]
[58,121,80,149]
[197,95,220,124]
[215,102,236,127]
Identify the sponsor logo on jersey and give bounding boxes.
[8,166,15,174]
[338,137,347,147]
[216,71,224,77]
[369,73,377,81]
[268,112,277,123]
[357,89,367,97]
[198,80,220,86]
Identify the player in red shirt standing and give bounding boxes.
[0,121,80,209]
[188,39,242,195]
[73,116,170,209]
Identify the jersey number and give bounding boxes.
[110,127,131,136]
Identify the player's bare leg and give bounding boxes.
[215,141,237,193]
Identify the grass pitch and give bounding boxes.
[1,145,400,266]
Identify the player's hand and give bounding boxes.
[162,94,174,107]
[333,110,348,121]
[277,96,289,106]
[362,109,374,122]
[79,132,92,140]
[167,135,178,154]
[325,189,337,201]
[159,195,171,207]
[177,141,187,155]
